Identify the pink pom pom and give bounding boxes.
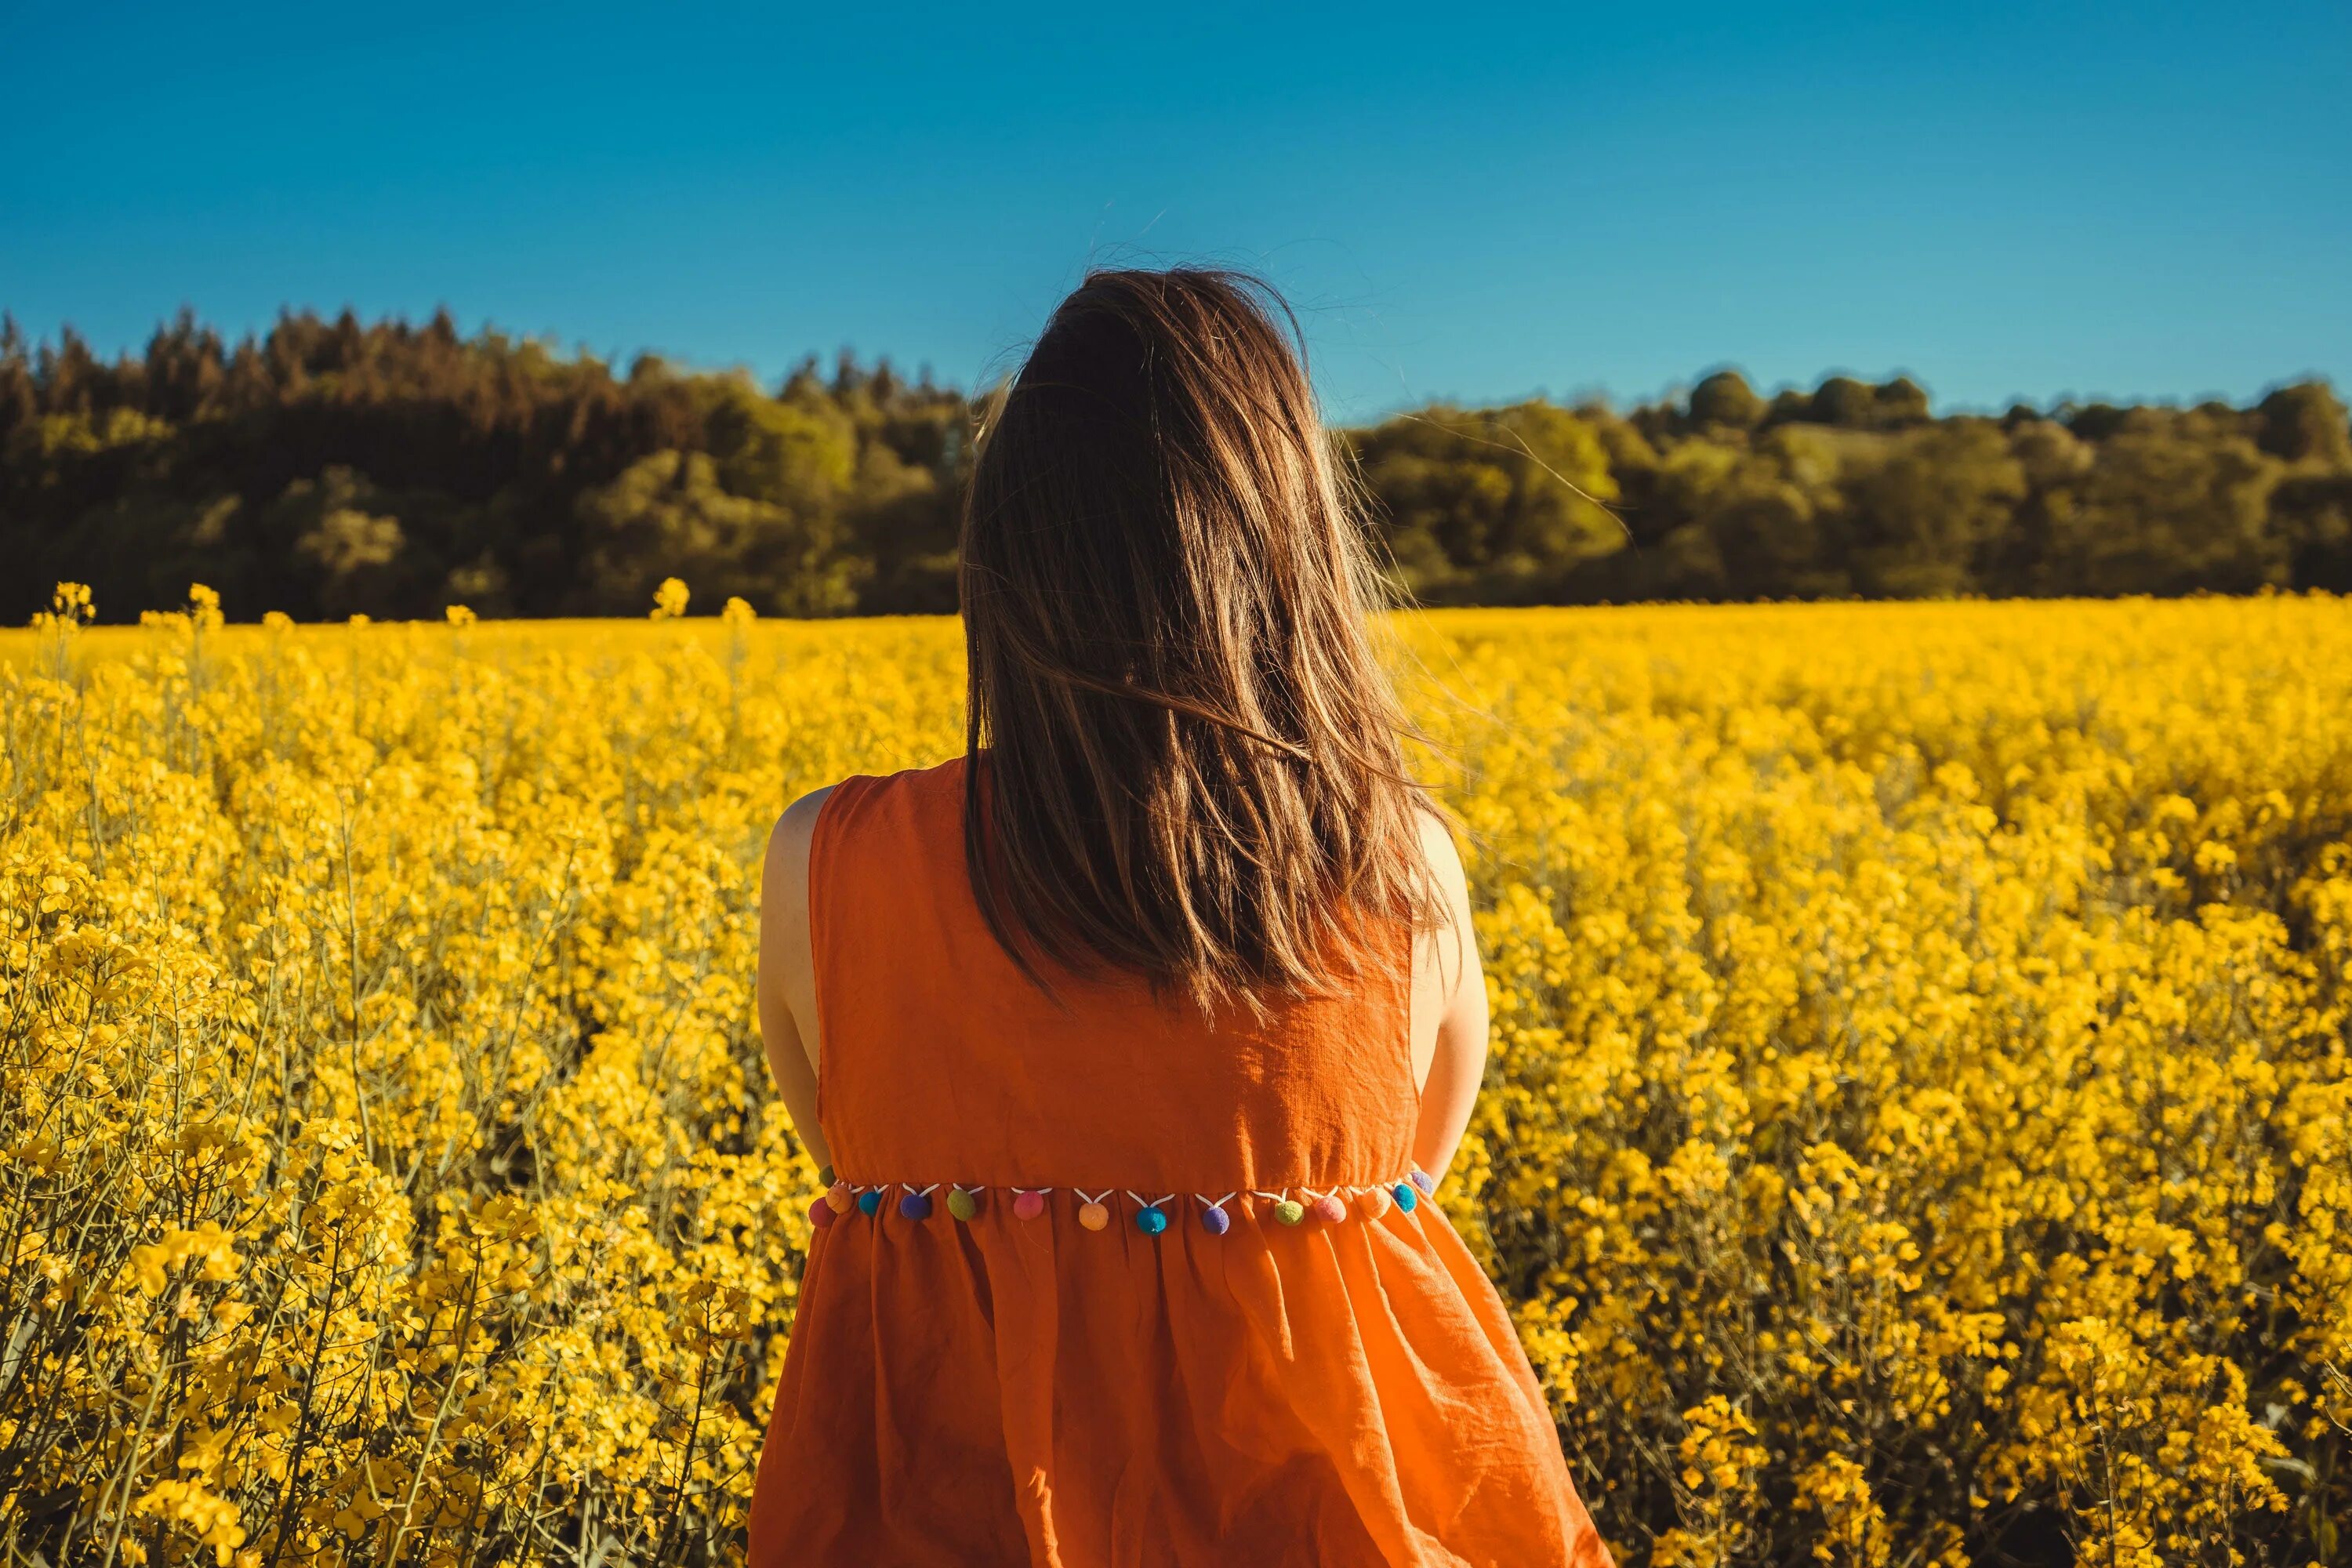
[1313,1194,1346,1223]
[1013,1191,1047,1221]
[810,1198,836,1229]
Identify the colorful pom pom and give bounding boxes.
[830,1178,1415,1229]
[818,1163,836,1188]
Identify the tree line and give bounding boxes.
[3,308,2347,622]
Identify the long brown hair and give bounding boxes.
[959,266,1446,1018]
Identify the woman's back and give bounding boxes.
[748,752,1607,1566]
[806,751,1419,1193]
[749,267,1610,1565]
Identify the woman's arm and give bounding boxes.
[1408,806,1490,1184]
[757,786,837,1176]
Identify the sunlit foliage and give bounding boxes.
[5,310,2348,621]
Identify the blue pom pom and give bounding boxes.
[1135,1207,1168,1235]
[1200,1206,1231,1236]
[856,1190,882,1216]
[1392,1182,1418,1212]
[898,1192,934,1221]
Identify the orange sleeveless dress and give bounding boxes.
[747,754,1610,1568]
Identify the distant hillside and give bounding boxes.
[4,310,2346,620]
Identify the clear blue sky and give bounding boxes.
[3,1,2345,423]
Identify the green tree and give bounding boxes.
[1808,376,1879,429]
[2269,472,2352,590]
[284,469,412,619]
[2042,426,2286,594]
[2255,382,2351,466]
[2,305,2343,617]
[1352,402,1623,601]
[1689,370,1765,431]
[575,450,869,615]
[1841,422,2025,596]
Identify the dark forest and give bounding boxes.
[5,309,2347,621]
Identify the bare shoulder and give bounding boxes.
[1404,797,1483,1087]
[761,785,842,919]
[1409,797,1481,996]
[768,784,840,857]
[1411,797,1472,903]
[757,786,842,1098]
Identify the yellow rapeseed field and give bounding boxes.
[2,584,2347,1567]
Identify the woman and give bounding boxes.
[747,268,1610,1567]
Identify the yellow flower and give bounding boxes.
[3,591,2347,1563]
